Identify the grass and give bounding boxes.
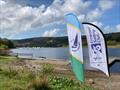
[0,66,36,90]
[0,56,96,90]
[42,64,54,74]
[0,56,17,64]
[28,75,51,90]
[108,44,120,48]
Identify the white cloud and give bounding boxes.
[87,8,103,21]
[91,21,103,28]
[103,25,114,33]
[116,24,120,32]
[62,0,91,14]
[99,0,115,11]
[0,0,93,38]
[87,0,115,21]
[0,0,5,5]
[0,0,117,39]
[78,14,85,22]
[103,24,120,34]
[42,29,60,37]
[32,0,92,28]
[0,1,46,37]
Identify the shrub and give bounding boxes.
[28,75,51,90]
[42,64,54,74]
[48,75,94,90]
[0,67,18,78]
[107,40,117,45]
[49,75,78,90]
[0,66,2,71]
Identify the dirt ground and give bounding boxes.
[10,58,120,90]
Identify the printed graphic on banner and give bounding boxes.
[71,34,80,52]
[89,28,103,62]
[83,23,109,76]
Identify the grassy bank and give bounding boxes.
[107,45,120,48]
[0,56,95,90]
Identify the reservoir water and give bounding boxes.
[10,47,120,73]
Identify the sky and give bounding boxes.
[0,0,120,39]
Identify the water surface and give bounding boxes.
[10,47,120,73]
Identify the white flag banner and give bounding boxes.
[83,22,110,77]
[65,13,84,82]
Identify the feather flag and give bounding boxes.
[65,13,84,82]
[83,22,110,77]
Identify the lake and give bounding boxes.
[10,47,120,73]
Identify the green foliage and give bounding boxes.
[13,32,120,47]
[28,74,94,90]
[42,64,54,74]
[0,56,95,90]
[0,38,15,49]
[28,76,51,90]
[49,76,75,90]
[0,68,18,78]
[0,56,17,64]
[107,40,117,45]
[0,44,8,50]
[13,37,68,47]
[48,75,93,90]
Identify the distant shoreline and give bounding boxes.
[107,45,120,48]
[11,44,120,48]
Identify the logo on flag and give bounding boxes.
[83,22,110,77]
[71,34,80,52]
[89,28,103,61]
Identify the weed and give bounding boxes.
[42,64,54,74]
[28,75,51,90]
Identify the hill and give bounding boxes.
[12,32,120,47]
[13,37,69,47]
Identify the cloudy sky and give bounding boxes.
[0,0,120,39]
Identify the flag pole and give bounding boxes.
[82,13,96,84]
[104,27,111,90]
[108,76,112,90]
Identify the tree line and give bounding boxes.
[0,38,15,50]
[0,32,120,49]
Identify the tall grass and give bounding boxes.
[0,67,18,78]
[0,56,96,90]
[42,64,54,74]
[28,75,51,90]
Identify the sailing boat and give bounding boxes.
[72,34,78,48]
